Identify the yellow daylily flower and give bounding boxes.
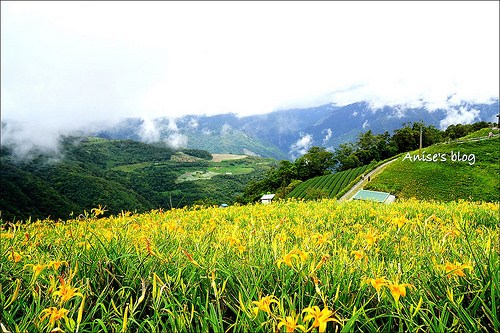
[237,245,246,254]
[40,307,69,328]
[48,260,67,271]
[351,250,365,261]
[25,263,45,281]
[303,305,339,333]
[312,233,331,246]
[278,314,307,332]
[368,276,389,293]
[53,280,83,304]
[391,217,407,229]
[1,232,15,239]
[227,236,241,246]
[387,279,415,303]
[294,249,309,262]
[252,294,279,316]
[445,262,473,278]
[364,230,378,247]
[277,249,309,268]
[91,205,107,217]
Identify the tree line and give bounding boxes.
[239,120,494,203]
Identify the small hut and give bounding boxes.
[260,194,275,204]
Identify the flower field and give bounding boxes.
[1,199,499,332]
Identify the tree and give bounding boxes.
[275,160,298,186]
[332,142,357,171]
[341,154,361,171]
[392,123,418,153]
[295,147,335,180]
[375,131,397,160]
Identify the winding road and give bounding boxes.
[337,158,399,202]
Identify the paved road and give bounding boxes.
[338,158,398,202]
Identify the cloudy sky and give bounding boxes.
[1,1,499,152]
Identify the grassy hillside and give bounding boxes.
[1,199,498,332]
[286,163,376,200]
[0,137,275,221]
[185,128,289,160]
[365,135,499,202]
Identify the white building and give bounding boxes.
[260,194,275,204]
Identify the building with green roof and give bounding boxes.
[351,189,395,204]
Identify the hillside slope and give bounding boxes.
[365,135,499,202]
[0,137,275,221]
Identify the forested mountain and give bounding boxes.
[0,137,275,222]
[95,100,499,159]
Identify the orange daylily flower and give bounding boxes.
[9,250,23,263]
[351,250,365,260]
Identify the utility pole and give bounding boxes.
[419,124,423,155]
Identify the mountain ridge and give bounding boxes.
[94,100,499,159]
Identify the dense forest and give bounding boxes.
[0,137,275,222]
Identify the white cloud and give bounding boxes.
[1,117,115,160]
[167,119,179,132]
[166,133,188,149]
[322,128,333,144]
[439,107,481,129]
[1,1,498,156]
[188,118,199,129]
[1,120,63,159]
[137,117,188,148]
[202,128,213,135]
[138,118,161,143]
[221,124,232,136]
[289,133,313,159]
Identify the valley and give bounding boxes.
[0,138,276,221]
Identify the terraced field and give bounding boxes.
[287,163,375,200]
